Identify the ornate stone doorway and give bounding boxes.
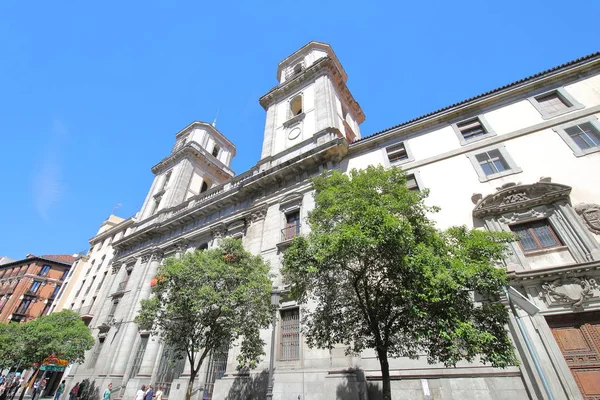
[546,311,600,399]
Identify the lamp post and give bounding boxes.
[266,289,281,400]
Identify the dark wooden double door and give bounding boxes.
[547,311,600,399]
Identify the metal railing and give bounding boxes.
[281,224,301,242]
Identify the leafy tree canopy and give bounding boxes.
[282,166,518,400]
[135,238,272,400]
[21,309,95,365]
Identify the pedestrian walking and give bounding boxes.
[134,385,146,400]
[143,385,154,400]
[68,382,79,400]
[154,386,164,400]
[102,382,113,400]
[54,380,66,400]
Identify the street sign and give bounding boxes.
[40,365,65,372]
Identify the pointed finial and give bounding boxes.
[212,108,220,128]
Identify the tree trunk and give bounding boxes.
[377,349,392,400]
[185,370,197,400]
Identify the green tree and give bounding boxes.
[135,238,272,400]
[20,309,95,366]
[0,322,25,370]
[7,310,95,400]
[282,166,518,400]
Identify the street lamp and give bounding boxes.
[266,289,281,400]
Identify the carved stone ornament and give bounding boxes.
[473,182,572,218]
[250,206,268,223]
[539,275,599,309]
[575,203,600,234]
[97,323,111,334]
[211,224,226,239]
[111,263,121,275]
[141,253,151,263]
[151,249,164,262]
[175,240,189,254]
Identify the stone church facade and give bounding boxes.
[63,42,600,399]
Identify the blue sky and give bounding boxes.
[0,1,598,259]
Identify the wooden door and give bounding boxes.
[546,311,600,400]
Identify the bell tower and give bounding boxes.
[258,41,365,165]
[139,122,236,221]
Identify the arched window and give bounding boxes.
[200,179,209,193]
[293,63,303,75]
[212,145,220,158]
[290,95,303,117]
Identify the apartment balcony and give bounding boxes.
[110,281,128,297]
[277,224,301,250]
[11,310,30,322]
[78,305,93,320]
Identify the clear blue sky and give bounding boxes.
[1,1,598,259]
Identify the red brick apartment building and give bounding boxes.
[0,254,75,323]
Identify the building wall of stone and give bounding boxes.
[64,43,600,400]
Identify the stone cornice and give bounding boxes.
[472,182,571,218]
[259,57,365,124]
[151,142,235,178]
[112,132,348,259]
[508,260,600,284]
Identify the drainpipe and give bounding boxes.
[504,287,555,400]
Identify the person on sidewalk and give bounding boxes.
[68,382,79,400]
[154,386,163,400]
[135,385,146,400]
[143,385,154,400]
[54,380,65,400]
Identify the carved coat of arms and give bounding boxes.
[575,203,600,234]
[539,275,598,309]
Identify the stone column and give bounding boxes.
[137,250,165,378]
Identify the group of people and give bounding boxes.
[0,374,24,400]
[133,384,164,400]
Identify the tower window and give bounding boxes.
[290,95,303,117]
[151,195,162,215]
[161,171,172,191]
[200,180,209,193]
[212,145,220,158]
[293,63,303,75]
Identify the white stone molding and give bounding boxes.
[575,203,600,234]
[539,274,599,309]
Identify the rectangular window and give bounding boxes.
[29,281,42,294]
[16,299,32,314]
[50,285,61,298]
[553,117,600,157]
[475,149,509,176]
[406,174,420,191]
[535,92,569,115]
[129,335,149,379]
[457,117,488,140]
[529,88,582,119]
[280,308,300,361]
[282,211,301,241]
[386,143,408,163]
[39,265,51,276]
[565,122,600,151]
[510,220,562,252]
[60,269,69,280]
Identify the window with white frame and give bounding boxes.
[406,173,420,191]
[386,143,408,163]
[528,88,583,120]
[452,116,496,145]
[467,145,522,182]
[553,117,600,157]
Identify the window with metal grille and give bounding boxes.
[475,149,509,176]
[406,174,420,191]
[201,345,229,400]
[155,346,185,397]
[457,118,488,140]
[386,143,408,163]
[565,122,600,151]
[280,308,300,361]
[129,335,149,379]
[534,91,569,115]
[510,220,562,252]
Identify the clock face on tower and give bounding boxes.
[288,127,301,140]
